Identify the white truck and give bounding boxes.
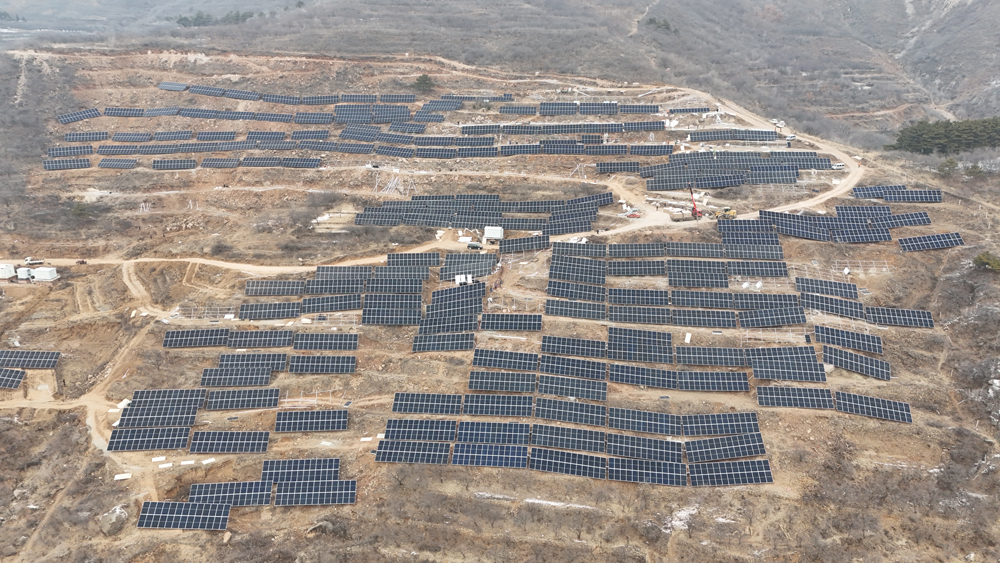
[24,257,44,266]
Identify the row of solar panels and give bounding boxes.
[853,185,945,203]
[689,129,780,142]
[548,277,859,304]
[554,241,785,260]
[57,107,443,125]
[460,122,666,135]
[42,158,321,170]
[497,102,660,115]
[163,329,358,349]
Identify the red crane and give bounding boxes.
[689,187,702,220]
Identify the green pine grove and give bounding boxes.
[885,117,1000,155]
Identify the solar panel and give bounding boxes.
[898,232,964,252]
[675,347,745,367]
[544,299,606,320]
[107,427,190,452]
[96,145,138,156]
[727,261,788,278]
[295,112,335,124]
[115,403,198,428]
[261,458,340,482]
[144,107,180,117]
[274,410,349,432]
[689,460,773,487]
[152,159,196,170]
[98,158,138,169]
[537,354,607,381]
[823,345,890,380]
[681,413,759,437]
[668,272,729,289]
[275,480,357,506]
[608,364,677,389]
[529,447,605,479]
[384,419,457,441]
[391,392,463,415]
[603,433,680,463]
[609,326,671,345]
[189,431,270,453]
[608,408,682,436]
[417,314,478,334]
[387,252,441,266]
[365,278,423,294]
[288,355,356,374]
[499,235,550,254]
[218,353,288,371]
[158,82,188,91]
[737,306,807,328]
[549,255,607,285]
[300,295,361,314]
[262,94,301,105]
[57,109,101,124]
[531,424,605,453]
[200,367,272,387]
[412,332,476,352]
[254,112,294,123]
[834,391,912,423]
[607,306,671,325]
[668,290,731,309]
[756,386,834,409]
[456,421,530,444]
[540,336,606,359]
[65,132,108,143]
[794,278,858,299]
[814,325,883,354]
[468,371,536,393]
[163,328,231,348]
[241,156,282,168]
[607,458,687,486]
[478,313,542,331]
[472,349,538,372]
[883,190,942,203]
[605,342,672,364]
[47,145,94,157]
[304,279,366,295]
[871,212,932,229]
[137,502,230,530]
[452,444,529,467]
[302,95,340,105]
[672,309,739,328]
[226,330,294,349]
[43,159,91,171]
[315,265,372,279]
[676,370,751,391]
[533,398,607,427]
[663,242,726,258]
[205,388,280,410]
[372,265,430,280]
[799,293,865,319]
[463,394,534,416]
[607,259,665,277]
[188,481,272,506]
[546,280,607,303]
[238,302,301,320]
[0,368,26,390]
[0,350,61,369]
[537,375,607,401]
[374,440,451,464]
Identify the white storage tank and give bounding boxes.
[32,267,59,281]
[16,268,31,280]
[484,226,504,241]
[0,264,14,279]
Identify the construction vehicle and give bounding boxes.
[689,188,702,220]
[24,257,43,266]
[710,208,737,220]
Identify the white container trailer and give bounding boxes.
[32,267,59,281]
[16,268,31,280]
[484,226,504,243]
[0,264,14,279]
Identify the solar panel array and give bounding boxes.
[814,325,883,354]
[898,232,964,252]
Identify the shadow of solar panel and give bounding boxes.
[608,407,682,436]
[479,313,543,331]
[756,386,834,409]
[834,391,912,423]
[238,302,301,320]
[668,272,729,288]
[677,371,751,391]
[189,481,271,506]
[546,280,606,303]
[738,306,807,328]
[292,333,358,352]
[261,458,339,482]
[689,459,773,487]
[365,278,423,294]
[799,293,865,319]
[823,345,890,380]
[190,431,270,453]
[607,306,671,325]
[685,433,766,463]
[391,393,463,415]
[98,158,137,169]
[499,235,550,254]
[794,278,858,299]
[672,309,739,328]
[218,353,288,371]
[531,424,606,453]
[290,130,329,141]
[412,333,475,352]
[0,368,26,390]
[43,159,91,170]
[537,375,607,401]
[814,325,882,354]
[452,444,528,467]
[608,364,677,389]
[898,232,964,252]
[534,398,606,427]
[375,440,451,464]
[137,501,230,530]
[158,81,188,91]
[468,371,536,393]
[417,314,478,334]
[541,336,606,359]
[629,144,671,156]
[108,427,191,452]
[538,354,607,380]
[606,343,672,363]
[384,419,457,441]
[674,346,747,367]
[162,328,230,348]
[681,413,760,438]
[390,122,425,133]
[143,107,180,117]
[463,394,534,416]
[57,108,101,124]
[275,480,356,505]
[0,350,61,369]
[206,388,280,410]
[528,447,606,479]
[456,421,530,444]
[748,360,824,383]
[227,330,294,349]
[200,367,272,387]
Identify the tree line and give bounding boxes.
[885,117,1000,155]
[177,11,255,27]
